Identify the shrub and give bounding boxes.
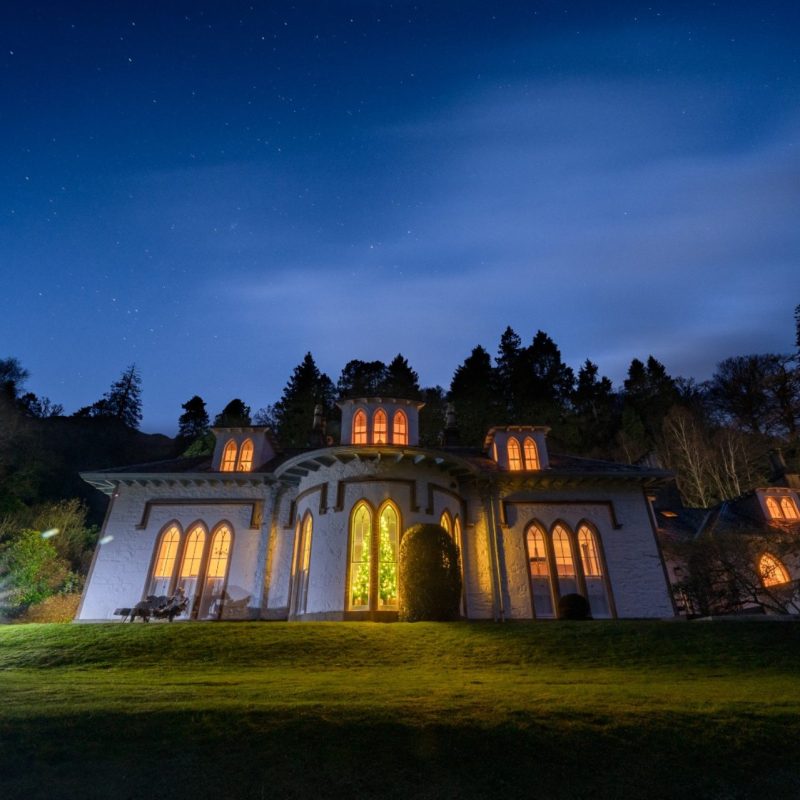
[15,593,82,623]
[0,528,71,609]
[399,523,461,621]
[558,593,591,620]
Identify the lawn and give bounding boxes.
[1,621,799,799]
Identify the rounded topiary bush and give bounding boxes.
[398,523,462,622]
[557,593,591,620]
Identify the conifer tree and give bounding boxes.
[382,354,421,399]
[273,353,335,447]
[101,364,143,429]
[178,396,209,440]
[214,399,252,427]
[449,346,501,447]
[337,360,387,398]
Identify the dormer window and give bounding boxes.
[392,410,408,445]
[507,438,523,471]
[353,409,368,445]
[373,409,388,444]
[237,439,254,472]
[221,440,238,472]
[765,494,800,520]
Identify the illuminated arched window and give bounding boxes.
[765,497,782,519]
[507,438,522,471]
[149,524,181,597]
[221,440,238,471]
[454,515,465,617]
[353,409,368,445]
[349,503,372,608]
[392,410,408,445]
[578,527,602,577]
[292,513,313,614]
[178,525,206,616]
[378,503,399,610]
[780,497,799,520]
[492,442,498,462]
[439,510,453,535]
[552,524,577,596]
[237,439,254,471]
[523,437,539,470]
[578,524,610,618]
[526,526,554,618]
[760,553,790,587]
[200,525,233,619]
[373,408,388,444]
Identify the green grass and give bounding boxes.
[2,621,800,799]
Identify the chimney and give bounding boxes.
[309,404,327,448]
[442,402,460,446]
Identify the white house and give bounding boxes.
[76,398,676,621]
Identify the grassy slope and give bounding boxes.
[1,622,799,799]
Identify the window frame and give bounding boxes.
[392,410,408,445]
[373,408,388,445]
[221,439,238,471]
[352,408,368,445]
[237,438,254,472]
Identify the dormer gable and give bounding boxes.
[336,397,425,447]
[211,426,277,472]
[759,488,800,522]
[484,426,550,471]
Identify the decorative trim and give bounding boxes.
[136,498,264,530]
[286,483,328,528]
[334,477,421,512]
[500,499,622,529]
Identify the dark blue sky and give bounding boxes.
[2,1,799,432]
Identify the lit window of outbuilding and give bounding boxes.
[221,440,238,471]
[760,553,790,587]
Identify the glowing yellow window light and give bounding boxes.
[221,440,238,471]
[181,527,206,578]
[523,437,539,470]
[373,408,388,444]
[760,553,790,587]
[453,516,462,551]
[439,510,453,535]
[780,497,799,520]
[507,438,522,471]
[353,409,368,445]
[766,497,782,519]
[206,526,232,579]
[392,410,408,445]
[378,503,399,609]
[552,525,575,577]
[350,503,371,608]
[154,526,180,578]
[237,438,254,471]
[578,525,602,577]
[527,527,549,577]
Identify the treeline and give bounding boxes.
[2,307,799,514]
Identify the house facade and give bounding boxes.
[76,398,676,622]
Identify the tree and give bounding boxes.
[382,354,421,399]
[621,356,678,453]
[17,392,63,418]
[706,354,798,438]
[398,523,462,621]
[78,364,143,428]
[272,353,335,447]
[336,360,387,398]
[449,345,501,447]
[495,326,523,417]
[0,529,72,610]
[669,529,800,617]
[564,359,618,455]
[178,395,210,440]
[214,399,252,427]
[0,357,29,403]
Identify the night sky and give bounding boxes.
[2,2,799,432]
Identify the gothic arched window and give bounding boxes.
[507,438,522,471]
[378,502,399,610]
[178,525,207,616]
[526,525,554,618]
[523,437,540,470]
[392,410,408,445]
[353,409,368,445]
[780,497,799,520]
[221,440,238,471]
[373,408,388,444]
[578,524,610,618]
[439,510,453,535]
[349,502,372,608]
[552,524,577,595]
[237,439,254,471]
[149,524,181,597]
[765,497,782,519]
[200,525,233,619]
[292,514,313,614]
[760,553,790,587]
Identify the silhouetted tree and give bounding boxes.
[382,354,421,399]
[565,359,618,454]
[621,356,677,454]
[178,395,210,440]
[101,364,143,429]
[337,360,387,398]
[449,346,501,447]
[214,399,252,427]
[272,353,335,447]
